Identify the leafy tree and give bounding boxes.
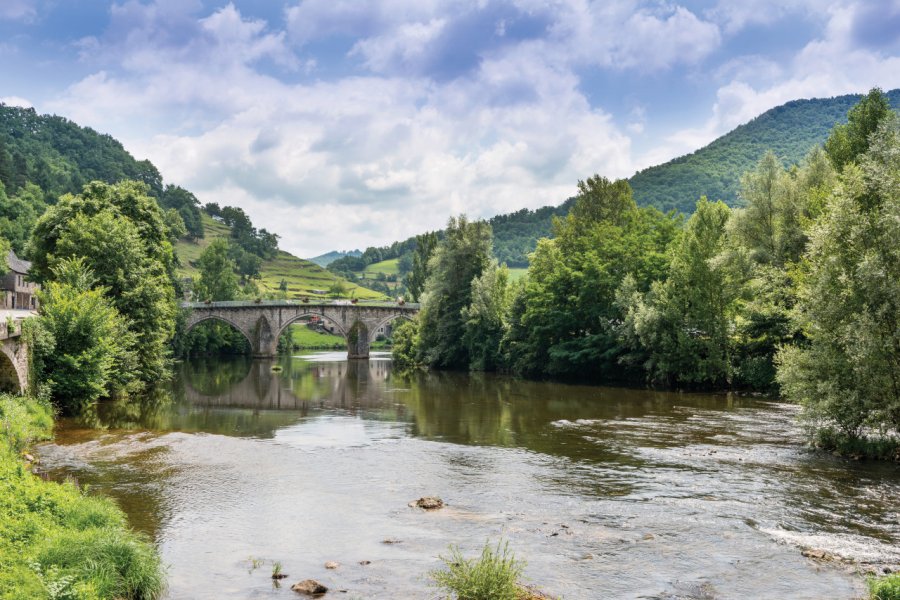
[623,199,741,387]
[195,239,239,301]
[825,87,893,172]
[404,231,438,302]
[778,114,900,438]
[160,184,204,240]
[164,208,187,243]
[462,263,512,371]
[417,216,493,369]
[33,258,136,412]
[507,177,678,378]
[391,318,421,368]
[29,180,177,385]
[328,279,348,298]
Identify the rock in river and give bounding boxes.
[324,561,339,569]
[291,579,328,595]
[409,496,444,509]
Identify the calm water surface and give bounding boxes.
[37,353,900,599]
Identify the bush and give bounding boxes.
[0,394,53,453]
[0,394,164,599]
[869,573,900,600]
[430,540,524,600]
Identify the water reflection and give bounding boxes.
[36,354,900,599]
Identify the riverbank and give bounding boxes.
[0,393,164,599]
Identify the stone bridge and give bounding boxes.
[0,310,34,394]
[181,301,419,359]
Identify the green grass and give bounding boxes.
[176,214,386,300]
[363,258,400,277]
[0,394,165,599]
[430,540,525,600]
[285,324,346,349]
[870,573,900,600]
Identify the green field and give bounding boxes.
[285,324,346,349]
[363,258,400,277]
[176,214,386,300]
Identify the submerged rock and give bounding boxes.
[801,548,835,561]
[291,579,328,595]
[409,496,444,510]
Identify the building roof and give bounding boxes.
[5,250,32,274]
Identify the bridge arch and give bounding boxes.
[183,315,253,352]
[274,312,349,343]
[369,314,414,342]
[0,343,23,394]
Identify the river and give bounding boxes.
[36,352,900,599]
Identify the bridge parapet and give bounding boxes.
[181,301,419,359]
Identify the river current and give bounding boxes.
[36,353,900,599]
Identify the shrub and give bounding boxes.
[430,540,524,600]
[869,573,900,600]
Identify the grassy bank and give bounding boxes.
[0,394,164,599]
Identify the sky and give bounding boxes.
[1,0,899,257]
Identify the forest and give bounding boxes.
[395,89,900,460]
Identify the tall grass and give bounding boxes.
[430,540,525,600]
[870,573,900,600]
[0,393,165,599]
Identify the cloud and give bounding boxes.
[0,0,36,22]
[642,0,900,168]
[0,96,33,108]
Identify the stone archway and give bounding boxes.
[0,343,23,394]
[369,314,413,343]
[182,315,254,356]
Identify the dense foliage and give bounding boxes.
[29,181,178,387]
[398,89,900,458]
[33,259,136,412]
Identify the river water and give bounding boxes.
[36,353,900,599]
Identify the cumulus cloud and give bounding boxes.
[33,0,900,257]
[642,0,900,167]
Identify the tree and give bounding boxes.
[404,231,438,302]
[623,199,741,387]
[778,114,900,439]
[29,180,177,385]
[417,216,493,369]
[33,258,136,412]
[328,279,348,298]
[505,177,678,378]
[195,239,239,301]
[462,263,511,371]
[163,208,187,243]
[825,87,892,172]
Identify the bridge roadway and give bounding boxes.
[181,300,420,359]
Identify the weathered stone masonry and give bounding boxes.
[182,301,419,359]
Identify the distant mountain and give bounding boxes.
[307,249,362,267]
[630,89,900,213]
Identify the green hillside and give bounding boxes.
[307,249,362,267]
[176,214,384,300]
[440,89,900,265]
[630,89,900,212]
